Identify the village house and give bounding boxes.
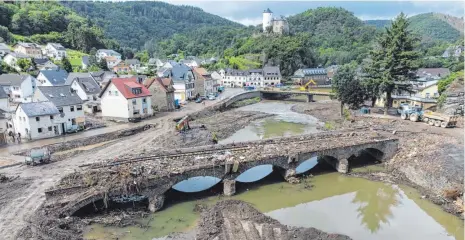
[415,68,450,82]
[0,74,36,102]
[82,56,89,70]
[13,42,42,58]
[112,61,130,73]
[3,52,31,71]
[33,86,85,133]
[246,69,264,87]
[0,43,11,57]
[291,68,329,86]
[262,66,282,86]
[34,58,59,70]
[181,59,200,68]
[442,45,464,58]
[99,77,152,122]
[125,59,141,72]
[66,73,101,101]
[161,60,177,69]
[13,101,61,140]
[170,63,195,102]
[45,43,67,60]
[148,58,165,70]
[220,68,248,88]
[36,68,69,86]
[105,56,121,69]
[90,71,117,87]
[193,67,215,96]
[144,77,175,112]
[96,49,121,61]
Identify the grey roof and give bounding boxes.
[416,68,450,78]
[19,102,59,117]
[90,71,116,83]
[15,42,41,49]
[170,63,194,81]
[264,8,273,13]
[37,86,83,107]
[0,74,31,87]
[34,58,50,65]
[225,68,248,76]
[82,56,89,65]
[0,87,7,99]
[97,49,121,56]
[0,43,10,51]
[125,59,140,65]
[66,73,92,85]
[39,61,59,69]
[248,69,263,75]
[301,68,327,76]
[39,69,69,86]
[71,77,101,95]
[48,43,65,50]
[263,66,281,76]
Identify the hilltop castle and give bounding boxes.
[262,8,289,34]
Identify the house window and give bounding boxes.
[108,91,112,96]
[115,91,118,96]
[58,107,63,114]
[77,105,82,111]
[131,88,142,95]
[143,98,146,103]
[36,117,40,122]
[133,110,140,115]
[50,116,54,120]
[38,128,42,133]
[132,99,137,105]
[72,119,76,125]
[48,126,52,131]
[70,106,75,112]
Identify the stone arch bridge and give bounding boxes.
[45,131,398,217]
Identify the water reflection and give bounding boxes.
[295,157,318,174]
[351,184,401,233]
[172,176,221,192]
[235,165,273,183]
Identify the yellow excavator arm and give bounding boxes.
[299,79,316,91]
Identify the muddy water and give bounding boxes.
[84,102,464,240]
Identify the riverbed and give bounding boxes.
[84,101,464,240]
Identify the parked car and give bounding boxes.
[208,94,216,100]
[195,98,203,103]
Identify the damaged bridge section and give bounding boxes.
[44,131,398,218]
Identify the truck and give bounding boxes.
[398,104,458,128]
[25,148,51,166]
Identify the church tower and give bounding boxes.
[262,8,273,32]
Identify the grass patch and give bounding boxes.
[324,121,335,130]
[67,49,88,67]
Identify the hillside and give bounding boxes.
[365,13,463,43]
[62,1,244,50]
[0,2,117,53]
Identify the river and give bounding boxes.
[84,101,464,240]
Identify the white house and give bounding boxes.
[0,74,36,102]
[262,66,282,86]
[99,77,152,122]
[13,42,42,58]
[170,63,195,102]
[45,43,67,60]
[36,69,69,86]
[220,68,248,88]
[125,59,141,72]
[96,49,121,61]
[148,58,165,69]
[161,60,177,69]
[34,58,59,70]
[66,73,101,101]
[3,52,31,71]
[13,101,61,140]
[33,86,85,133]
[0,43,11,57]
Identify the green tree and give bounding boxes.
[363,13,419,114]
[98,58,109,71]
[332,64,366,116]
[61,57,73,73]
[17,58,32,72]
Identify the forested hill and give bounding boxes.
[62,1,244,49]
[365,13,463,43]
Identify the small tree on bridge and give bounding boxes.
[332,64,366,117]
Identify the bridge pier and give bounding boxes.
[148,194,165,213]
[306,95,313,103]
[223,179,236,196]
[336,159,349,174]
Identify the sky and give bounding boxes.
[162,1,465,26]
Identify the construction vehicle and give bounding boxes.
[422,111,458,128]
[398,105,458,128]
[25,147,51,166]
[176,116,191,131]
[299,79,316,91]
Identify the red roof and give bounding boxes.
[105,77,151,99]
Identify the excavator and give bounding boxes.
[299,79,316,91]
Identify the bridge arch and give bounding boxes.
[350,147,385,169]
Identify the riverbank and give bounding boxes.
[292,100,464,217]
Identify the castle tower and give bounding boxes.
[262,8,273,32]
